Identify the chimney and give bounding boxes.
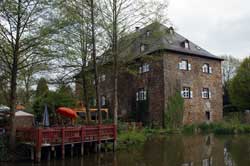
[169,27,174,34]
[135,27,140,32]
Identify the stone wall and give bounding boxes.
[163,53,223,124]
[75,52,223,126]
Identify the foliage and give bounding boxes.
[182,124,197,134]
[0,136,9,161]
[229,57,250,111]
[164,91,184,129]
[35,78,49,97]
[221,55,240,106]
[117,130,146,149]
[182,121,250,135]
[33,85,75,123]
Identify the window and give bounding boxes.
[101,74,106,82]
[139,63,150,73]
[101,96,106,106]
[184,41,189,49]
[140,44,145,52]
[181,87,192,99]
[136,89,147,101]
[98,74,106,82]
[205,111,211,121]
[169,27,174,35]
[179,60,191,71]
[202,64,212,74]
[146,31,150,37]
[202,88,211,99]
[182,40,190,49]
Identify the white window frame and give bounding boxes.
[136,89,147,101]
[140,44,145,52]
[101,96,106,106]
[101,74,106,82]
[179,60,191,71]
[181,87,192,99]
[202,64,212,74]
[202,88,210,99]
[139,63,150,73]
[184,41,189,49]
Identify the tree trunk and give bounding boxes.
[9,51,18,159]
[9,0,22,158]
[113,0,118,126]
[90,0,101,124]
[81,69,90,123]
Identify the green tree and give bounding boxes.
[33,84,75,124]
[229,57,250,111]
[36,78,49,97]
[165,91,184,129]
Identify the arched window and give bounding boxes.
[202,63,209,73]
[202,63,212,73]
[101,96,106,106]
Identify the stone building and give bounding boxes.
[76,22,223,126]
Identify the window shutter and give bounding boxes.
[181,91,184,97]
[144,91,147,100]
[201,91,204,98]
[178,62,182,69]
[188,64,192,71]
[202,66,205,73]
[139,66,142,74]
[209,91,211,99]
[209,67,212,74]
[190,91,193,98]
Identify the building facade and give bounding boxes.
[76,22,223,126]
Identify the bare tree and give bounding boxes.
[98,0,170,126]
[51,0,94,123]
[0,0,55,153]
[221,55,240,85]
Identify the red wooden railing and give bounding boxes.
[16,124,117,146]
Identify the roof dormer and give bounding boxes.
[182,39,190,49]
[169,27,174,35]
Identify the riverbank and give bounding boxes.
[117,121,250,149]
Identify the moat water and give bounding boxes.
[3,134,250,166]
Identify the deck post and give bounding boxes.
[35,128,42,162]
[52,146,56,159]
[47,148,51,161]
[31,146,34,161]
[81,126,85,156]
[98,124,101,152]
[71,144,74,157]
[113,124,117,152]
[61,127,65,160]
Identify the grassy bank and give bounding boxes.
[117,120,250,149]
[182,122,250,135]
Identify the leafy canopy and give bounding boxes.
[229,57,250,111]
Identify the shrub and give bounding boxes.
[0,135,9,161]
[182,124,196,134]
[118,130,146,149]
[165,91,184,129]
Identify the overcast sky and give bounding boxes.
[168,0,250,59]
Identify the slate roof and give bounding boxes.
[117,22,223,61]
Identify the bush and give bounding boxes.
[118,130,146,149]
[0,135,9,161]
[182,124,196,134]
[165,91,184,129]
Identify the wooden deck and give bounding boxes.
[16,124,117,162]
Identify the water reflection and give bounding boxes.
[3,134,250,166]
